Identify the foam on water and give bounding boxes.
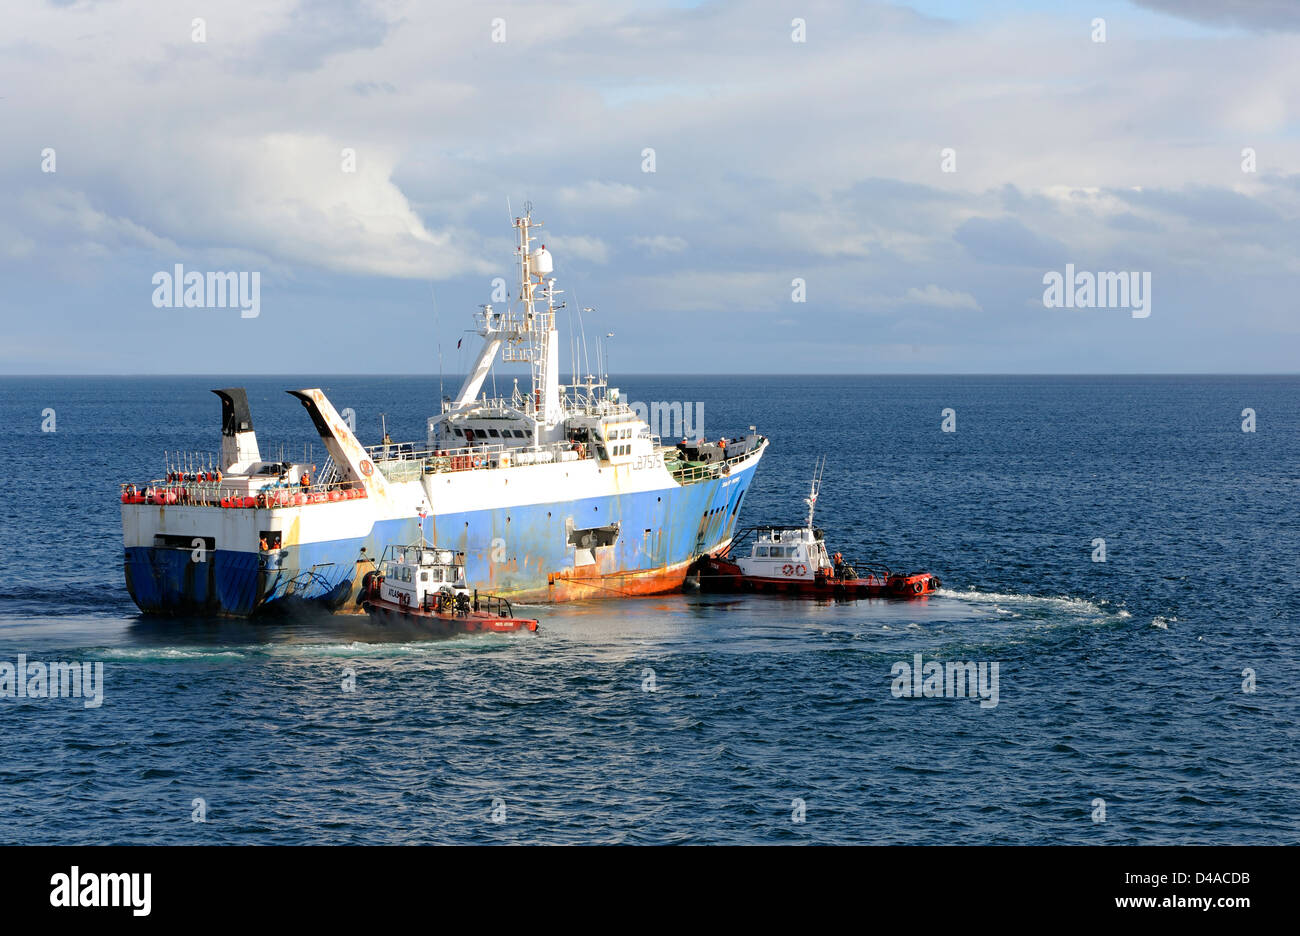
[94,647,249,662]
[937,587,1121,620]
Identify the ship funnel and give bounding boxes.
[212,388,261,472]
[287,389,389,498]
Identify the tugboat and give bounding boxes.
[359,540,539,634]
[694,459,941,598]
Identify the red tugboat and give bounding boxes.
[694,459,941,598]
[360,541,539,634]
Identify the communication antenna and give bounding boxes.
[805,455,827,528]
[579,306,593,380]
[433,281,443,408]
[566,289,578,388]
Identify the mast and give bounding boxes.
[805,455,826,529]
[504,205,562,426]
[448,204,564,432]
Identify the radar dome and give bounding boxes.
[530,246,554,275]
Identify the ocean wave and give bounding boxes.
[935,587,1125,620]
[93,647,249,662]
[87,635,525,664]
[0,584,136,618]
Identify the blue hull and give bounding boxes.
[124,462,757,616]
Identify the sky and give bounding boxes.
[1,0,1298,375]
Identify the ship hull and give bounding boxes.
[122,452,762,617]
[694,557,940,599]
[361,599,538,634]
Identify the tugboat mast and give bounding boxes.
[805,455,826,529]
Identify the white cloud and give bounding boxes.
[22,188,180,255]
[180,133,487,279]
[543,233,610,265]
[1,0,1298,372]
[555,181,647,209]
[900,284,981,310]
[631,234,687,254]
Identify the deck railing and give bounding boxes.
[120,477,368,508]
[123,434,762,506]
[667,445,759,485]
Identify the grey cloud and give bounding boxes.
[1114,185,1283,225]
[1130,0,1300,31]
[954,217,1069,268]
[352,80,397,96]
[5,0,1300,373]
[240,0,391,76]
[1106,212,1166,233]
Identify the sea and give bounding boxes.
[0,375,1296,844]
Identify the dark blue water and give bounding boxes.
[0,376,1296,844]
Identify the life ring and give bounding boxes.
[796,564,806,576]
[359,459,374,477]
[913,581,923,594]
[782,564,794,576]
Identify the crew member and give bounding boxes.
[299,471,311,491]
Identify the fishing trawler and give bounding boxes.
[359,540,538,634]
[694,459,940,598]
[119,205,768,616]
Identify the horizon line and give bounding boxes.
[0,371,1297,379]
